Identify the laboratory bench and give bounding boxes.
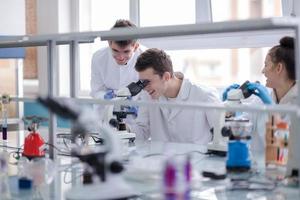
[1,130,300,200]
[1,17,300,199]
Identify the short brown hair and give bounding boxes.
[111,19,137,47]
[135,48,173,77]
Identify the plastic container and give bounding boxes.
[0,151,11,198]
[274,121,289,164]
[275,122,289,142]
[163,155,191,200]
[18,157,33,190]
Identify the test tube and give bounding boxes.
[163,160,176,200]
[184,155,191,182]
[163,157,191,200]
[2,105,7,141]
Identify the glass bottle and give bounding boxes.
[0,151,11,199]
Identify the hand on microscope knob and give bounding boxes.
[222,83,240,101]
[246,82,273,104]
[104,89,116,100]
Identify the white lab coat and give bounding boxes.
[90,45,146,98]
[271,83,298,105]
[250,83,298,152]
[130,79,222,145]
[90,45,146,121]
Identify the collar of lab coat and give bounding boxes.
[272,82,298,104]
[159,79,190,102]
[159,79,191,121]
[176,78,190,101]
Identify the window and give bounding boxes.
[77,0,285,96]
[140,0,283,89]
[167,47,270,90]
[78,0,130,94]
[140,0,195,26]
[211,0,282,22]
[79,0,129,31]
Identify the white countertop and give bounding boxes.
[3,139,300,199]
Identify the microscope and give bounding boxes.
[105,80,149,140]
[207,81,252,156]
[222,117,253,172]
[38,96,139,199]
[208,81,258,173]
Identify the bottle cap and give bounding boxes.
[276,121,288,129]
[18,177,32,189]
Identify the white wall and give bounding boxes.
[0,0,25,35]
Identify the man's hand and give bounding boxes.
[127,106,138,117]
[104,89,116,100]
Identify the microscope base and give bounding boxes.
[116,131,135,141]
[207,142,227,157]
[226,141,251,172]
[226,166,250,173]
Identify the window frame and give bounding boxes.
[75,0,289,96]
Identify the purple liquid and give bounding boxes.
[2,127,7,140]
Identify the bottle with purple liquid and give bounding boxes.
[1,105,7,141]
[163,155,192,200]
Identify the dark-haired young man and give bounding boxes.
[90,19,146,119]
[130,48,221,144]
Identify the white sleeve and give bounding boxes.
[244,96,267,151]
[128,93,151,141]
[204,89,222,129]
[90,52,107,99]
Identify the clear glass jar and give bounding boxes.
[0,151,11,198]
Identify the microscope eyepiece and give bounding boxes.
[127,80,149,96]
[239,80,251,98]
[137,79,150,88]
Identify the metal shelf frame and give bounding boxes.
[1,18,300,174]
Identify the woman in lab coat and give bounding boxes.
[241,36,296,151]
[129,48,221,144]
[258,36,296,147]
[263,36,297,105]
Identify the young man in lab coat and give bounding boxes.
[90,19,146,120]
[130,48,221,144]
